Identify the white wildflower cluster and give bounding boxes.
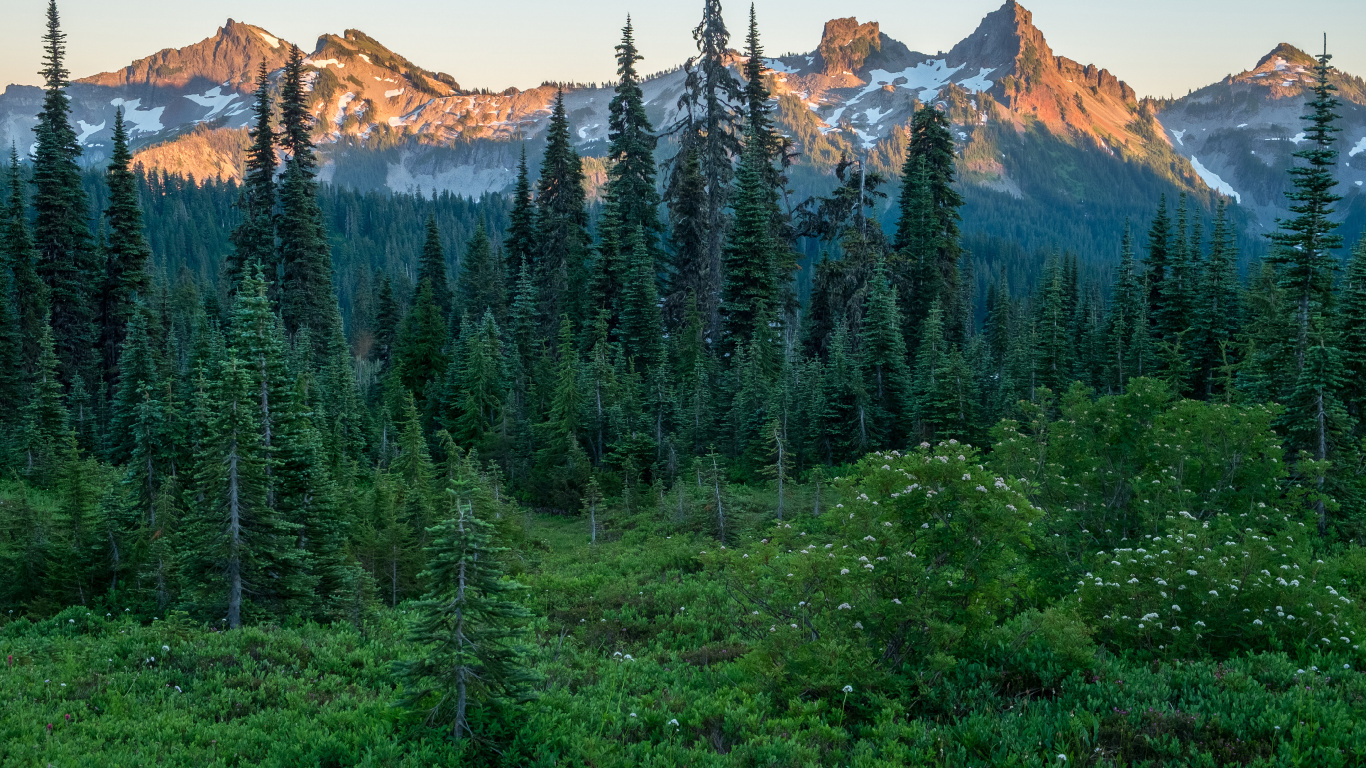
[1077,511,1360,655]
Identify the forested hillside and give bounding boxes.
[4,2,1366,765]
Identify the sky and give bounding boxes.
[1,0,1364,99]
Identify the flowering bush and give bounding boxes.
[1073,507,1364,660]
[708,440,1040,682]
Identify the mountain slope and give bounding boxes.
[1157,43,1366,233]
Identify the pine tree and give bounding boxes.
[720,131,780,349]
[534,91,590,325]
[391,280,451,419]
[1191,199,1241,399]
[227,63,278,296]
[0,254,23,447]
[182,354,303,628]
[277,45,340,355]
[418,215,454,320]
[532,318,589,510]
[98,107,153,401]
[614,227,663,374]
[31,0,97,387]
[861,259,913,438]
[663,145,708,326]
[448,310,507,451]
[4,147,49,375]
[599,16,662,314]
[396,480,532,741]
[1105,225,1148,395]
[665,0,742,328]
[894,106,964,342]
[1269,41,1344,372]
[456,222,506,324]
[107,305,163,464]
[506,146,537,275]
[19,320,71,484]
[374,273,400,372]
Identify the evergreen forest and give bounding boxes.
[5,2,1366,765]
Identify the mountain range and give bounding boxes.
[1,0,1364,254]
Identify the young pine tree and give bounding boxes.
[418,215,455,321]
[396,480,533,742]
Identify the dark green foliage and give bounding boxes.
[455,222,505,324]
[19,321,70,484]
[97,108,151,398]
[418,216,454,320]
[277,45,341,354]
[533,91,590,325]
[4,148,49,376]
[226,63,277,295]
[31,0,97,387]
[395,475,531,740]
[505,146,537,275]
[391,281,450,419]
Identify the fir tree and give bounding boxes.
[277,45,339,355]
[374,273,400,372]
[666,0,742,328]
[183,353,307,628]
[456,222,505,324]
[1105,225,1147,395]
[720,130,780,349]
[506,146,537,275]
[391,280,451,419]
[4,147,49,375]
[395,481,532,741]
[861,259,913,438]
[618,227,664,373]
[31,0,97,387]
[20,320,71,484]
[532,318,589,510]
[534,91,590,326]
[598,15,662,316]
[1191,199,1241,399]
[96,106,152,400]
[0,255,23,446]
[418,216,454,320]
[894,106,964,341]
[227,63,278,297]
[1340,237,1366,419]
[663,145,708,326]
[1269,41,1344,371]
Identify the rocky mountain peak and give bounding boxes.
[948,0,1047,72]
[78,19,291,92]
[816,18,883,75]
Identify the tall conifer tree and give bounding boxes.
[227,63,277,296]
[98,107,153,398]
[31,0,97,386]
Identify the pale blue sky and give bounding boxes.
[2,0,1363,98]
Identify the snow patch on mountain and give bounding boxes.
[256,30,279,49]
[385,88,405,98]
[1190,156,1241,203]
[334,92,356,125]
[765,58,800,75]
[75,120,105,146]
[308,59,344,69]
[957,67,996,93]
[1349,136,1366,158]
[184,87,239,119]
[109,98,164,134]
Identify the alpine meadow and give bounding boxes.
[8,0,1366,765]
